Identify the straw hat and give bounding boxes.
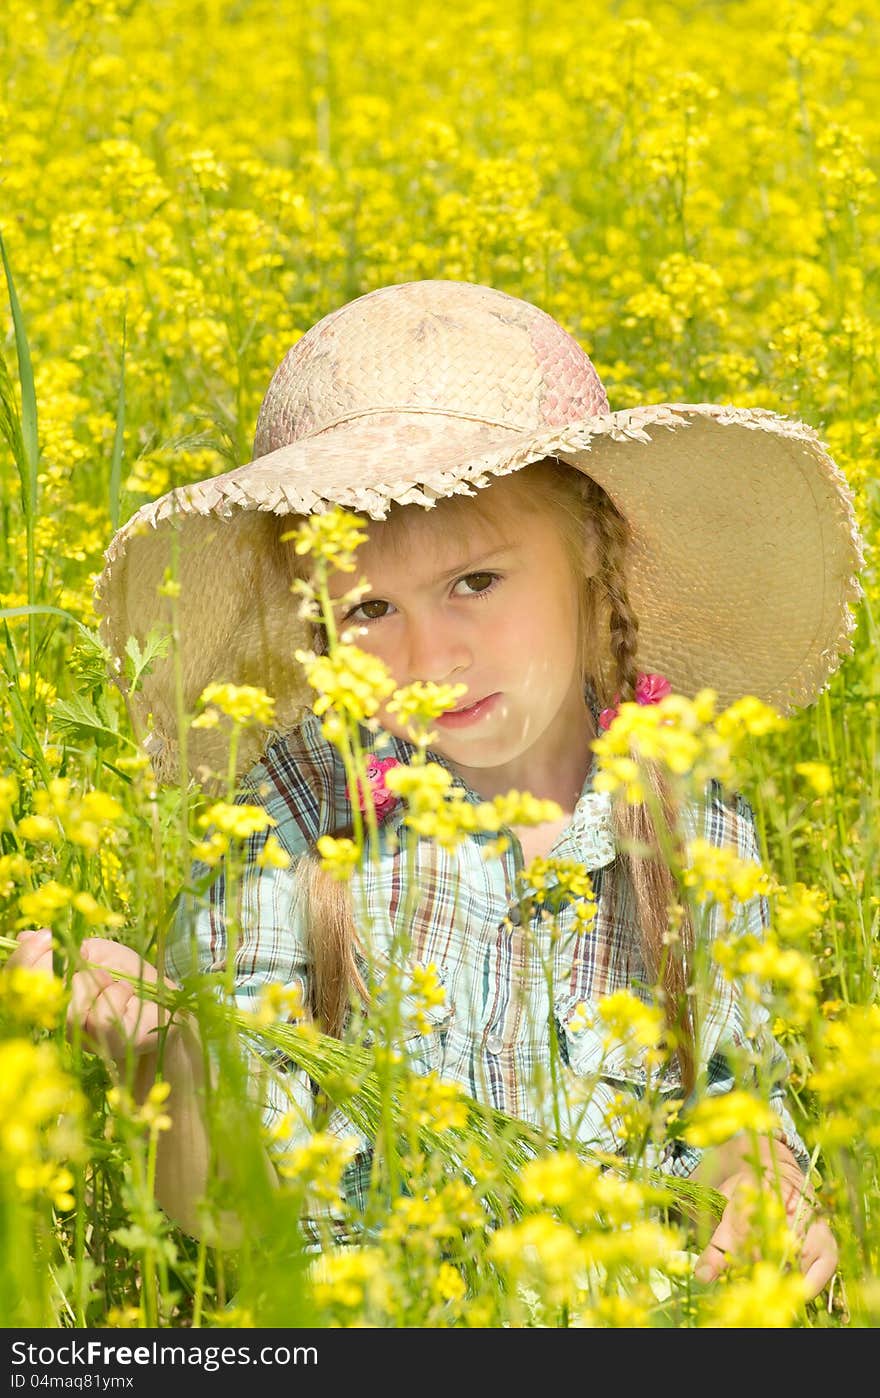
[93,278,866,792]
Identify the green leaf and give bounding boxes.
[124,625,172,696]
[49,692,128,748]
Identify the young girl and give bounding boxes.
[10,278,862,1296]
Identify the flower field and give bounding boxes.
[0,0,878,1329]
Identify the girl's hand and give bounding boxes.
[693,1134,837,1300]
[5,927,180,1066]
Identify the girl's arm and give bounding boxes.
[6,928,275,1246]
[130,1022,277,1245]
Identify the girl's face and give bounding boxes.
[326,492,596,793]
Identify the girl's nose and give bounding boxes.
[404,614,471,685]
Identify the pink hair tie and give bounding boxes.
[345,754,402,820]
[598,672,672,732]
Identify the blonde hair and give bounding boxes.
[278,459,696,1092]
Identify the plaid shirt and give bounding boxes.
[168,687,809,1217]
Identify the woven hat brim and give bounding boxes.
[93,401,866,791]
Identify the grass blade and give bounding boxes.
[109,311,127,533]
[0,231,39,708]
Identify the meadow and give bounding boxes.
[0,0,878,1328]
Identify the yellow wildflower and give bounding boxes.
[408,962,447,1035]
[571,989,666,1064]
[682,1090,776,1147]
[283,508,368,571]
[772,882,828,942]
[71,891,126,929]
[386,680,469,735]
[489,1214,586,1307]
[316,834,360,880]
[405,1074,468,1132]
[78,791,124,823]
[0,965,67,1030]
[16,814,60,842]
[16,881,74,929]
[384,761,454,810]
[295,643,395,723]
[197,801,277,841]
[683,837,774,917]
[195,682,277,726]
[275,1130,360,1201]
[702,1262,806,1327]
[192,832,230,866]
[0,852,30,898]
[255,833,292,869]
[0,775,20,825]
[310,1247,388,1314]
[0,1039,83,1181]
[254,981,305,1027]
[715,695,788,743]
[794,761,833,796]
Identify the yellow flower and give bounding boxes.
[434,1261,467,1303]
[571,989,666,1062]
[310,1246,388,1314]
[702,1262,806,1327]
[490,791,563,826]
[0,852,30,898]
[255,833,292,869]
[192,832,230,866]
[16,814,60,842]
[316,834,360,880]
[386,680,469,735]
[519,1150,590,1210]
[283,508,368,571]
[16,881,74,928]
[0,965,67,1030]
[408,962,447,1034]
[714,695,788,742]
[275,1130,360,1201]
[682,1090,776,1147]
[71,891,126,929]
[0,774,20,825]
[772,882,828,941]
[384,761,454,810]
[295,643,395,723]
[516,855,596,923]
[196,682,277,726]
[489,1214,586,1307]
[683,837,774,916]
[197,802,277,841]
[78,791,124,823]
[794,761,833,796]
[254,981,305,1027]
[0,1039,83,1179]
[405,1073,468,1131]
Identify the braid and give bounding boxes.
[592,487,640,704]
[587,479,697,1095]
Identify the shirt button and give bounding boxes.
[485,1033,504,1055]
[506,904,523,926]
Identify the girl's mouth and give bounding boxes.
[435,692,500,728]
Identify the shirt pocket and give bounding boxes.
[399,993,456,1078]
[554,991,683,1093]
[393,959,455,1078]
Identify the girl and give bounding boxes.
[9,278,862,1296]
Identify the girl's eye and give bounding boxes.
[343,572,501,624]
[453,572,499,598]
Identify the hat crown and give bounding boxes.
[253,279,609,457]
